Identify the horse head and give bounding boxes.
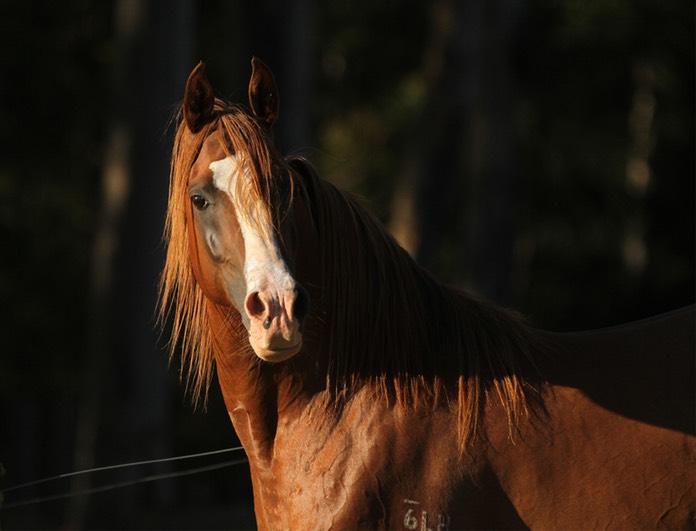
[180,59,310,362]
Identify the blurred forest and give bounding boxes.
[0,0,693,529]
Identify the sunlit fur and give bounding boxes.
[160,99,544,449]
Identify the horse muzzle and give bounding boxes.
[244,284,309,362]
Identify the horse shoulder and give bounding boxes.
[261,390,530,529]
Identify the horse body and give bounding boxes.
[161,59,695,529]
[212,303,694,529]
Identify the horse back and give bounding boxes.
[539,305,695,434]
[489,306,696,528]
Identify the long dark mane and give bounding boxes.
[161,101,543,449]
[290,159,543,448]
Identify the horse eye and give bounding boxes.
[191,194,209,211]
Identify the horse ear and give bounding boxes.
[184,61,215,133]
[248,57,279,129]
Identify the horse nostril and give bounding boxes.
[294,285,310,324]
[245,291,266,319]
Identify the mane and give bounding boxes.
[290,159,543,449]
[160,99,543,448]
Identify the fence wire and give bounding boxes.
[0,446,247,511]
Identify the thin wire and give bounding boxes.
[2,446,245,494]
[1,457,248,510]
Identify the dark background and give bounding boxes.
[1,0,693,528]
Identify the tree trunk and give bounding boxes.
[389,0,520,305]
[243,0,315,152]
[67,0,193,527]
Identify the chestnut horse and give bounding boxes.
[160,59,695,529]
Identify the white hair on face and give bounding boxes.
[209,155,296,296]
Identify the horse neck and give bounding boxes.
[206,301,323,465]
[196,167,328,466]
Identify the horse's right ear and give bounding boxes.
[248,57,279,130]
[183,61,215,133]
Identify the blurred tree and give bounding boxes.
[388,0,522,305]
[514,0,694,327]
[0,2,109,527]
[0,0,692,528]
[311,0,693,329]
[242,0,315,151]
[67,0,193,527]
[313,0,428,216]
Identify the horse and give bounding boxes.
[160,58,695,529]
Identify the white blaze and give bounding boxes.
[209,156,295,303]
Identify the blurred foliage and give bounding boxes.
[514,0,694,327]
[309,0,693,328]
[314,1,429,218]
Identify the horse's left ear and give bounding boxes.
[184,61,215,133]
[248,57,279,129]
